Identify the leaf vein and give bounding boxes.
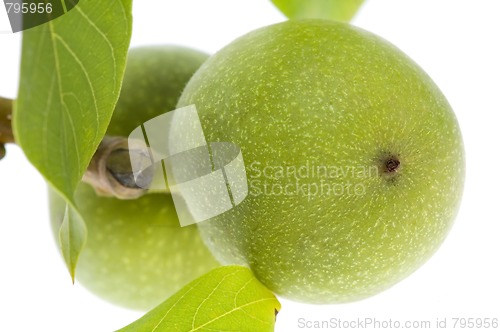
[190,298,278,332]
[48,22,80,193]
[151,279,204,332]
[74,4,117,95]
[191,271,240,329]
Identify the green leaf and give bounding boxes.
[13,0,132,279]
[117,266,281,332]
[59,203,87,283]
[271,0,365,22]
[14,0,133,200]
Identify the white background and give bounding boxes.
[1,1,499,331]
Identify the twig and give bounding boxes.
[83,136,153,199]
[0,97,14,143]
[0,97,15,160]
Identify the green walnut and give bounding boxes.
[50,46,219,311]
[177,20,465,303]
[107,45,210,136]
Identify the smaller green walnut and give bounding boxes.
[107,45,210,136]
[50,46,219,311]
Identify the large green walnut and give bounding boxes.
[177,20,465,303]
[50,46,219,311]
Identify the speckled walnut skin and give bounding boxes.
[178,20,465,304]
